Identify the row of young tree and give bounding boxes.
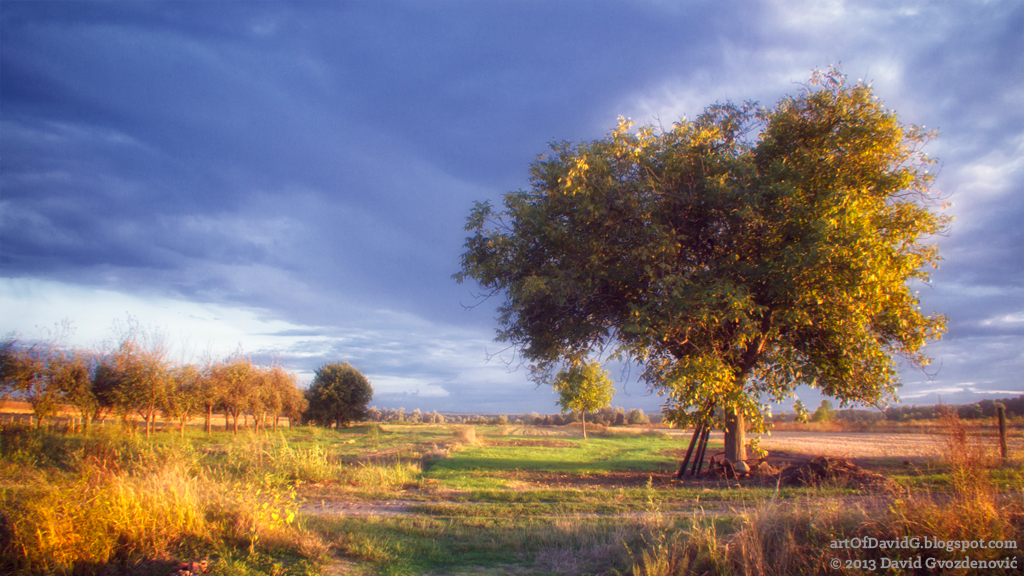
[361,406,657,427]
[0,323,307,438]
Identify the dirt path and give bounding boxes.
[301,499,417,517]
[299,494,889,520]
[301,498,755,519]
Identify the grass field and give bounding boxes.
[2,418,1023,575]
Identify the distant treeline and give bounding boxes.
[364,406,662,426]
[771,396,1024,423]
[881,396,1024,421]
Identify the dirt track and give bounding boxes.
[760,431,943,460]
[663,429,1021,462]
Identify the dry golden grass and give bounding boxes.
[0,426,326,575]
[631,409,1024,576]
[454,424,481,446]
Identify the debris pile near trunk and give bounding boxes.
[704,453,777,479]
[746,458,780,477]
[779,456,898,492]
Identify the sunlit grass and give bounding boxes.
[2,419,1021,574]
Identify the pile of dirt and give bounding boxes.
[779,456,898,492]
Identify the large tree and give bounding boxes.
[304,362,373,428]
[456,68,947,462]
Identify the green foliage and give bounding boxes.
[626,408,650,425]
[104,323,173,438]
[553,361,614,415]
[1,338,62,428]
[811,400,835,422]
[303,362,373,428]
[552,361,614,439]
[457,66,947,445]
[212,358,255,434]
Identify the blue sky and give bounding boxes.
[1,1,1021,415]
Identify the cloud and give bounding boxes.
[2,1,1021,414]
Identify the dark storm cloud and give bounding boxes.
[2,0,1021,413]
[1,0,755,325]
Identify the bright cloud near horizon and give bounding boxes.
[2,1,1021,415]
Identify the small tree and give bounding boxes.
[51,349,95,433]
[304,362,373,428]
[1,338,54,428]
[812,399,835,423]
[626,408,649,425]
[164,364,204,438]
[105,321,171,439]
[613,407,626,426]
[552,361,614,439]
[195,366,223,434]
[265,366,300,430]
[246,366,274,432]
[279,377,308,429]
[211,357,254,434]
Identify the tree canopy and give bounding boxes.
[456,67,947,461]
[305,362,374,428]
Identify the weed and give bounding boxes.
[455,425,480,447]
[347,461,421,491]
[629,410,1024,575]
[1,459,211,574]
[273,441,338,483]
[366,422,380,448]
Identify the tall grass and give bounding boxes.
[348,461,421,490]
[2,450,211,573]
[0,425,326,575]
[631,409,1024,575]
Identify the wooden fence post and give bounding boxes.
[997,405,1007,464]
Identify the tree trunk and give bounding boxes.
[581,411,587,440]
[206,406,213,434]
[724,407,746,463]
